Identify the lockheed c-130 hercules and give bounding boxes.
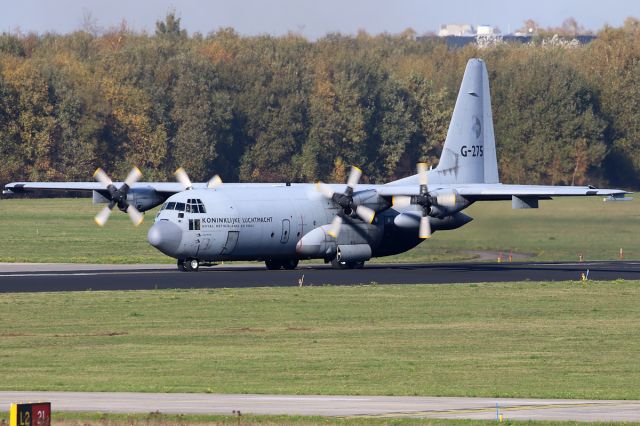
[3,59,630,271]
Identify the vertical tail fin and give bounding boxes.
[434,58,499,184]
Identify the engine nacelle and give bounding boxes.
[127,187,166,212]
[429,189,471,218]
[337,244,372,262]
[352,189,392,213]
[393,211,473,231]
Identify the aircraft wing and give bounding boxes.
[3,181,185,195]
[376,183,630,200]
[3,181,295,196]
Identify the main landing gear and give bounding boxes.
[178,258,200,272]
[265,259,299,270]
[330,258,365,269]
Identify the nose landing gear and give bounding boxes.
[178,258,200,272]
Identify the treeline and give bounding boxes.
[1,15,640,188]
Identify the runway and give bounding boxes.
[0,261,639,293]
[1,392,640,421]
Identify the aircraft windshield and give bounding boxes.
[160,199,205,213]
[186,199,206,214]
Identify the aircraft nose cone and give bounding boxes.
[148,220,182,256]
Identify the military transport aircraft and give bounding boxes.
[3,58,630,271]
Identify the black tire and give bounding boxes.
[265,259,282,270]
[177,259,188,272]
[331,258,364,269]
[352,260,365,269]
[330,258,350,269]
[282,259,299,270]
[188,258,200,272]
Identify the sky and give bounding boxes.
[2,0,639,39]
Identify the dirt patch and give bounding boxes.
[465,250,533,261]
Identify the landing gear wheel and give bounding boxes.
[352,261,365,269]
[177,259,188,272]
[181,258,200,272]
[331,258,349,270]
[282,259,299,270]
[265,259,282,270]
[188,258,200,272]
[330,258,365,269]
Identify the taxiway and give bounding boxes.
[1,392,640,421]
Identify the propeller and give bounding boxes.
[174,167,224,191]
[417,163,432,239]
[174,167,192,190]
[317,166,376,239]
[93,167,143,226]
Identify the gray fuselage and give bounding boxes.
[147,184,470,263]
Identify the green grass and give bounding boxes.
[2,411,637,425]
[1,281,639,399]
[0,197,636,263]
[0,198,170,263]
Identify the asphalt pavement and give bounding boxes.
[1,392,640,421]
[0,261,639,293]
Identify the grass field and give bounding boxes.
[0,196,637,263]
[1,411,636,426]
[1,281,639,399]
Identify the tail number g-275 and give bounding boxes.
[461,145,483,157]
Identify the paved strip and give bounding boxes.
[0,261,639,293]
[0,263,175,272]
[1,392,639,421]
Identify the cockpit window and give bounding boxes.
[185,198,206,214]
[166,202,176,210]
[175,202,185,211]
[161,203,168,210]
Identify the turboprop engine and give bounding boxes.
[393,211,473,231]
[427,189,472,218]
[93,187,166,213]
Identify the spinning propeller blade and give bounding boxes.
[174,167,193,190]
[124,167,142,187]
[316,165,376,236]
[126,205,144,226]
[419,215,432,239]
[207,175,223,189]
[94,205,112,227]
[92,167,144,226]
[327,215,343,238]
[356,205,375,224]
[93,168,113,187]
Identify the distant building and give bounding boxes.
[476,25,501,36]
[438,24,474,37]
